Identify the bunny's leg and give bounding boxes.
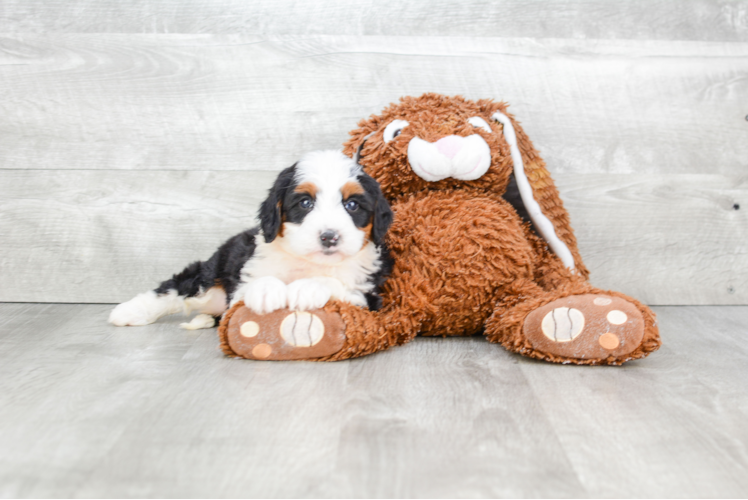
[217,300,424,361]
[484,277,661,365]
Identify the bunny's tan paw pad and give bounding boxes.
[223,306,345,360]
[523,294,644,363]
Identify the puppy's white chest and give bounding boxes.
[241,239,379,293]
[263,258,331,284]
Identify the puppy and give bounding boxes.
[109,150,393,330]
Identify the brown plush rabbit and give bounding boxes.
[219,94,660,365]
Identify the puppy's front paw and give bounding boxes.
[244,277,288,314]
[286,279,332,311]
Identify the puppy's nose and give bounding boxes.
[320,230,340,248]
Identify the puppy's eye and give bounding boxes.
[383,120,409,143]
[299,198,314,210]
[344,200,359,212]
[468,116,492,134]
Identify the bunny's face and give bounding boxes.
[345,94,516,200]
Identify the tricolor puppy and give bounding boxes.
[109,150,393,330]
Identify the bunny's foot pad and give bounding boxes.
[524,294,644,362]
[219,303,345,360]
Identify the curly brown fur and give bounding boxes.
[217,300,244,357]
[337,93,659,364]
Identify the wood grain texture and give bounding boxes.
[1,170,745,305]
[0,170,277,303]
[1,0,748,41]
[563,174,748,305]
[1,303,748,497]
[1,35,747,177]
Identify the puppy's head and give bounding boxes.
[259,150,393,262]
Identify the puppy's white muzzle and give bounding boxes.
[407,134,491,182]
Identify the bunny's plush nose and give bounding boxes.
[435,136,463,159]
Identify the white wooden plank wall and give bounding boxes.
[3,1,748,41]
[0,2,747,305]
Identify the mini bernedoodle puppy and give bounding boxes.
[109,150,394,330]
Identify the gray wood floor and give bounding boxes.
[1,303,747,498]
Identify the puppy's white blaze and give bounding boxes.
[281,150,367,260]
[295,150,362,188]
[281,207,365,259]
[108,290,184,326]
[408,135,491,182]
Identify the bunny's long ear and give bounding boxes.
[492,111,589,277]
[343,115,382,159]
[352,132,374,165]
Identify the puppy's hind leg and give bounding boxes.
[180,286,229,330]
[108,289,186,326]
[180,314,218,330]
[109,260,217,327]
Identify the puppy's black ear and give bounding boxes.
[259,164,297,243]
[358,173,393,245]
[372,199,394,245]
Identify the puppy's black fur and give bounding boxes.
[259,164,298,243]
[154,228,258,302]
[357,174,394,245]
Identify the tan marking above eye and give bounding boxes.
[341,181,364,199]
[294,182,318,197]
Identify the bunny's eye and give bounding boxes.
[468,116,492,134]
[383,120,409,143]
